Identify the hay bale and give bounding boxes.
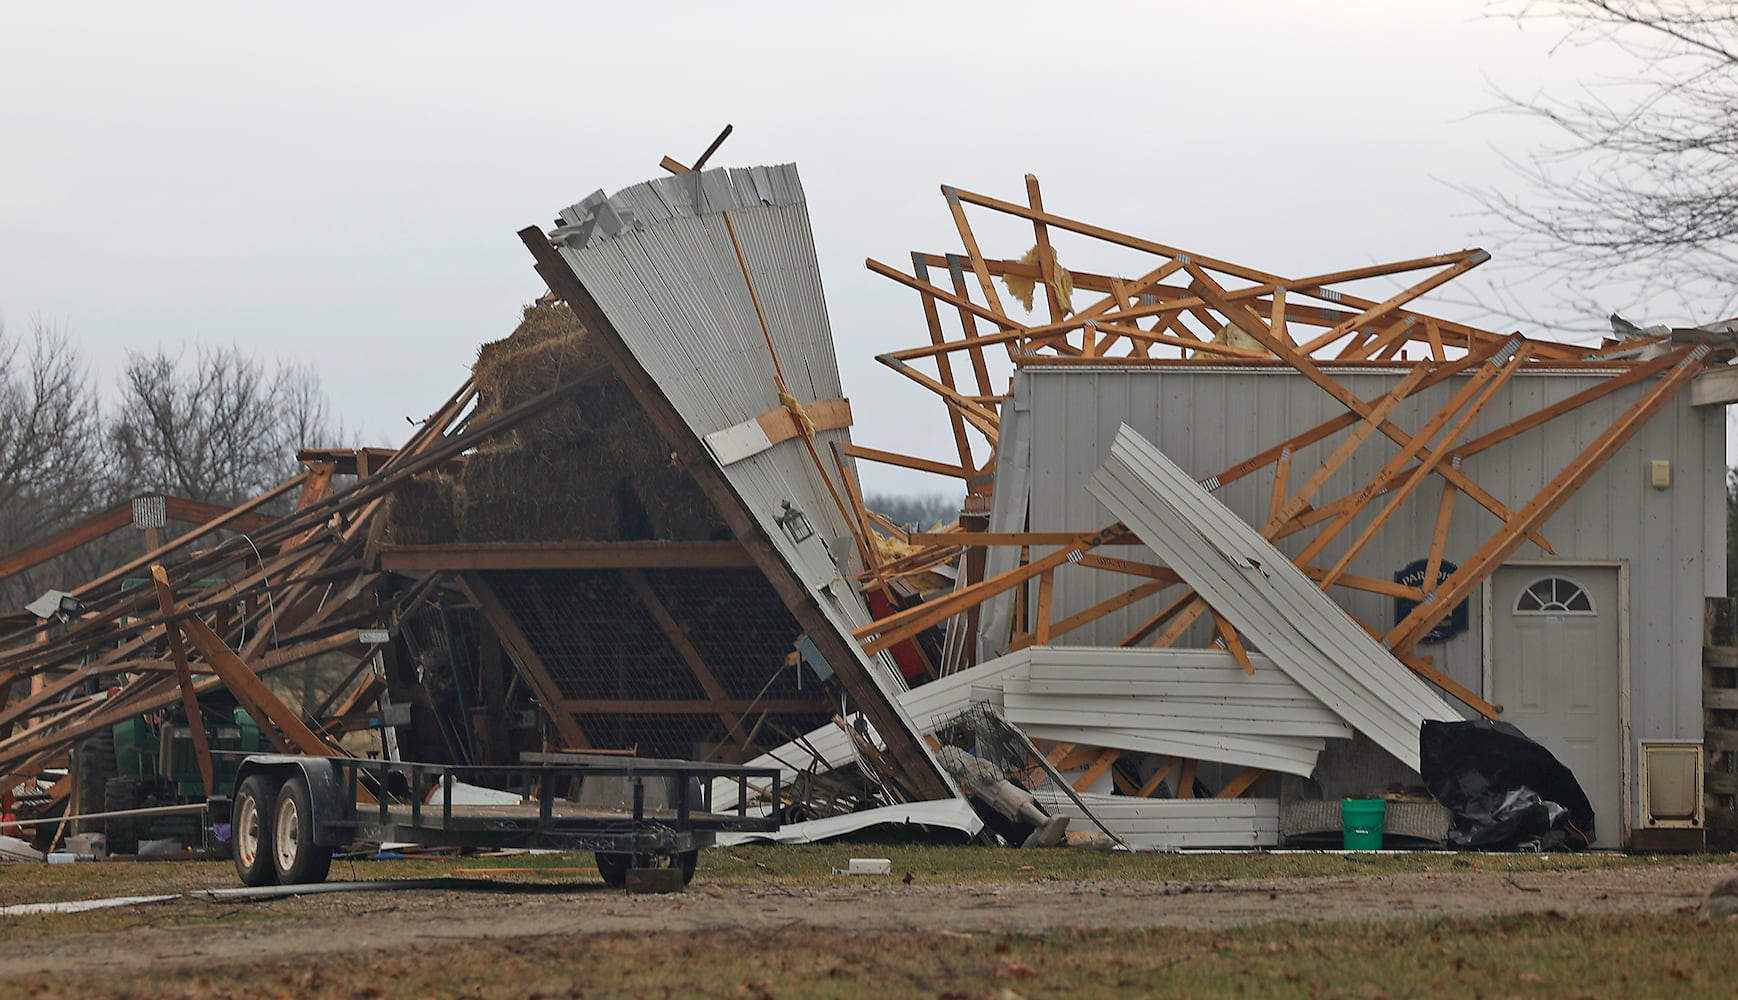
[473,302,636,451]
[456,446,619,542]
[474,303,611,414]
[595,416,726,542]
[383,475,458,546]
[438,301,725,544]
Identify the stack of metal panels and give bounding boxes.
[1003,649,1338,777]
[1033,792,1281,850]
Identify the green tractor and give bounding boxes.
[100,706,262,854]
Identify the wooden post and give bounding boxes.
[477,621,510,766]
[149,567,215,798]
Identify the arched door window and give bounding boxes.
[1513,576,1595,615]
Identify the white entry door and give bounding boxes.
[1489,565,1623,848]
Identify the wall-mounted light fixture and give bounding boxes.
[775,500,814,544]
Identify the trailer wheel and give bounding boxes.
[270,775,331,885]
[595,851,631,889]
[594,850,698,889]
[232,775,278,887]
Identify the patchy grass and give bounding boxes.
[14,913,1738,999]
[0,846,1728,947]
[1,844,1728,905]
[697,842,1733,886]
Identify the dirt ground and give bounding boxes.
[0,861,1724,980]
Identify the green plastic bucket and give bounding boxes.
[1342,798,1385,850]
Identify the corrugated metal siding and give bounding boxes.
[1017,724,1324,776]
[994,366,1723,744]
[550,164,954,795]
[1000,646,1341,775]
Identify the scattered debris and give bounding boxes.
[2,150,1730,856]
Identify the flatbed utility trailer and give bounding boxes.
[226,752,780,889]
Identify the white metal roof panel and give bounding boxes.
[550,164,951,791]
[1086,424,1460,771]
[1001,694,1352,739]
[705,640,1039,802]
[1017,723,1325,776]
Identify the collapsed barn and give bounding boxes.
[3,154,1736,857]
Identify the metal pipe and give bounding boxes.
[8,802,206,828]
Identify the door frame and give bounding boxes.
[1480,559,1631,847]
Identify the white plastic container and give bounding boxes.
[847,857,891,875]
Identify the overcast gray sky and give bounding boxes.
[0,2,1690,497]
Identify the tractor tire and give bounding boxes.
[270,774,331,885]
[74,729,116,820]
[103,776,146,855]
[232,774,279,887]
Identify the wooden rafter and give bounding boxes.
[150,566,215,797]
[1388,345,1710,651]
[622,569,748,749]
[456,573,590,750]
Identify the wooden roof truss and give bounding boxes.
[840,174,1719,799]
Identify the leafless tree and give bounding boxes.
[1472,2,1737,328]
[0,318,109,608]
[106,344,335,508]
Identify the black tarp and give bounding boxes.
[1419,719,1595,850]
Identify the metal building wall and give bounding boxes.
[987,366,1724,745]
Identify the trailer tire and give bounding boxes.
[595,851,631,889]
[232,774,278,887]
[594,850,697,889]
[270,774,331,885]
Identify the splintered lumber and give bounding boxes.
[848,168,1724,720]
[165,587,340,757]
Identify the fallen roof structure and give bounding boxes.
[525,162,952,799]
[3,151,1733,852]
[0,154,961,843]
[744,170,1731,846]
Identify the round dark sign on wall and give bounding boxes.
[1394,558,1468,643]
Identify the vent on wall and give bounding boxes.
[1640,741,1705,828]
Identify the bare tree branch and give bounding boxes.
[0,317,112,609]
[107,344,336,507]
[1473,1,1738,324]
